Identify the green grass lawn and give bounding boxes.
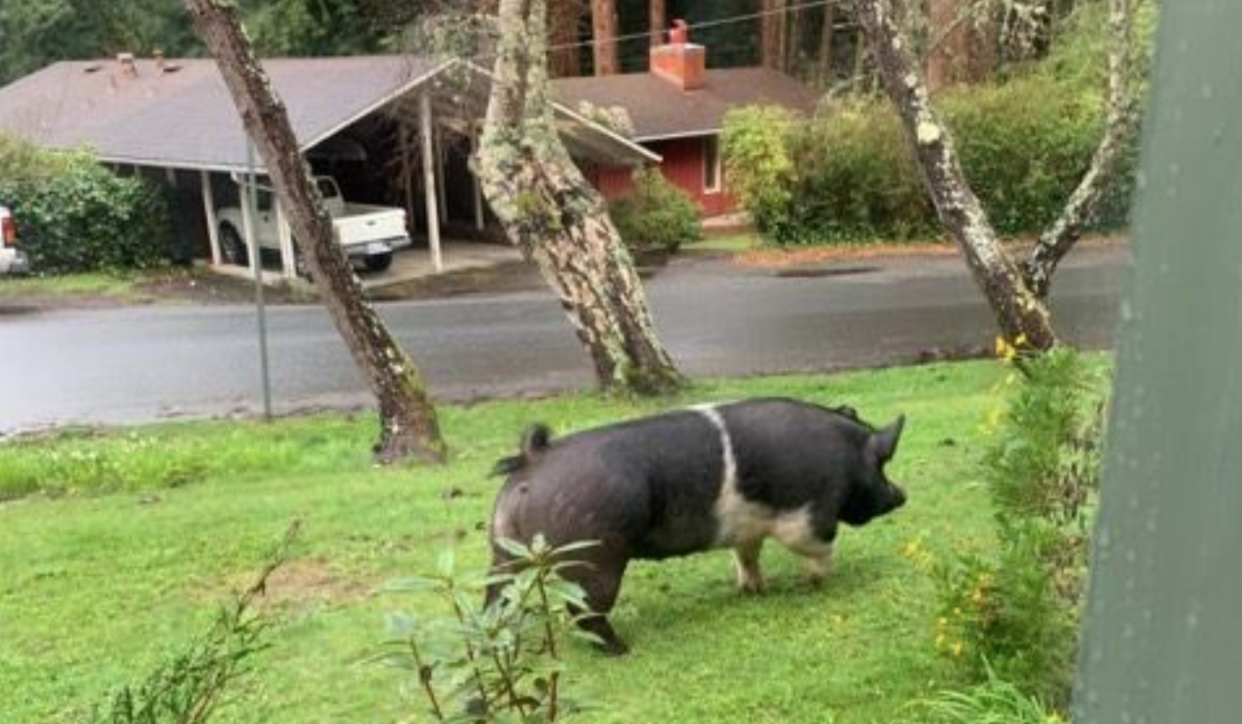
[0,362,1009,724]
[0,270,155,301]
[684,233,759,254]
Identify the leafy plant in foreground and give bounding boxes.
[931,347,1105,709]
[87,522,300,724]
[915,660,1065,724]
[379,536,599,722]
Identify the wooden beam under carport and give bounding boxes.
[275,198,296,279]
[420,91,443,273]
[201,170,222,265]
[471,123,485,231]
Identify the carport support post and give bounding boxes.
[434,128,448,225]
[202,170,222,265]
[239,172,261,277]
[471,124,485,231]
[275,198,296,279]
[420,91,443,272]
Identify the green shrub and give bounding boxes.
[942,74,1104,235]
[722,5,1143,245]
[933,347,1105,710]
[0,137,172,274]
[788,99,933,243]
[609,168,702,253]
[378,536,597,722]
[720,105,800,240]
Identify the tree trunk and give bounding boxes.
[590,0,619,75]
[761,0,782,69]
[548,0,581,77]
[786,2,802,76]
[183,0,447,464]
[480,0,684,395]
[649,0,666,46]
[853,0,1056,350]
[1023,0,1136,298]
[818,2,834,86]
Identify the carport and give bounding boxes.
[0,54,658,279]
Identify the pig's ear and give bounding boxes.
[521,423,553,460]
[868,415,906,464]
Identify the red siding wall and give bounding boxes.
[586,135,738,218]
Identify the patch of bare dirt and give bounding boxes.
[196,558,374,610]
[735,242,959,269]
[135,268,316,306]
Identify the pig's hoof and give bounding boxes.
[805,572,829,588]
[737,577,767,595]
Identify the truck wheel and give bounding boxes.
[219,224,249,267]
[365,252,393,272]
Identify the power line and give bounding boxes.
[546,0,839,53]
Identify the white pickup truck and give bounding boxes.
[217,176,410,273]
[0,204,29,275]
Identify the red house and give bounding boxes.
[551,24,821,218]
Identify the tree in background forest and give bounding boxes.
[0,0,415,86]
[591,0,620,74]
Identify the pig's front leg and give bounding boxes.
[802,545,834,586]
[732,539,766,594]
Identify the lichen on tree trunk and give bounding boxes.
[854,0,1056,350]
[479,0,684,395]
[184,0,447,464]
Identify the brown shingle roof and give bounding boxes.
[550,67,822,141]
[0,55,445,171]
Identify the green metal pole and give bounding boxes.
[1073,4,1242,722]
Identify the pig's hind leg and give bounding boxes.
[732,538,767,594]
[569,557,630,656]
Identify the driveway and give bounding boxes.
[0,244,1125,435]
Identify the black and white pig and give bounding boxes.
[486,397,908,654]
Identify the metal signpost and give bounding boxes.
[244,137,274,420]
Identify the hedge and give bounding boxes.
[0,135,172,274]
[723,6,1141,245]
[609,168,702,254]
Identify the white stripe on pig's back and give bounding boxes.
[695,404,831,554]
[694,405,775,546]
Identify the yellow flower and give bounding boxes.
[951,641,964,658]
[971,588,985,604]
[936,617,948,628]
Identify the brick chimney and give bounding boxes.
[649,19,705,91]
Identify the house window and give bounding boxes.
[703,136,723,194]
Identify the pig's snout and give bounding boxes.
[889,484,908,511]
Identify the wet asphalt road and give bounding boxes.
[0,246,1126,435]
